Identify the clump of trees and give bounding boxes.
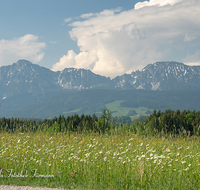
[146,109,200,136]
[0,109,113,134]
[0,117,38,132]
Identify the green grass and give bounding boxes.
[0,129,199,189]
[105,100,154,117]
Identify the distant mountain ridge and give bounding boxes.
[1,60,200,99]
[114,61,200,90]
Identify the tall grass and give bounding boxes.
[0,126,199,189]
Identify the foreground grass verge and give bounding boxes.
[0,130,200,189]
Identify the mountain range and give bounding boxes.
[1,60,200,100]
[0,60,200,118]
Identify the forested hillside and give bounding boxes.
[1,88,200,119]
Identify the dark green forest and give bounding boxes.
[1,109,200,136]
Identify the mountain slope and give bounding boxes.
[113,61,200,90]
[1,60,200,100]
[57,68,112,90]
[1,89,200,119]
[1,59,200,118]
[0,60,113,99]
[0,60,60,99]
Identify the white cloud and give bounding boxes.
[53,0,200,78]
[184,61,200,66]
[52,50,76,71]
[64,18,72,22]
[183,34,196,42]
[80,13,94,19]
[134,0,186,9]
[0,34,45,66]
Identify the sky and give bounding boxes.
[0,0,200,78]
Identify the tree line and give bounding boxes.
[0,109,113,134]
[0,109,200,136]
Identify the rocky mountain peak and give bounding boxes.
[1,60,200,100]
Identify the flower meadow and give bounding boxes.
[0,130,200,190]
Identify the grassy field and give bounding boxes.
[0,129,199,189]
[62,109,81,114]
[105,100,154,117]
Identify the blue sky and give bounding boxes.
[0,0,200,78]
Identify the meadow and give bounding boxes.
[105,100,153,117]
[0,126,199,190]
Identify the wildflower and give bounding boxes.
[154,155,158,159]
[160,155,165,159]
[85,153,90,158]
[181,161,186,164]
[166,148,170,152]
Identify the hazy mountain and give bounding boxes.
[113,61,200,90]
[57,68,112,90]
[1,59,200,118]
[0,60,60,99]
[0,60,112,99]
[1,59,200,100]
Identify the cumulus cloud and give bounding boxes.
[53,0,200,78]
[134,0,186,9]
[184,61,200,66]
[0,34,45,66]
[52,50,76,71]
[80,13,94,19]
